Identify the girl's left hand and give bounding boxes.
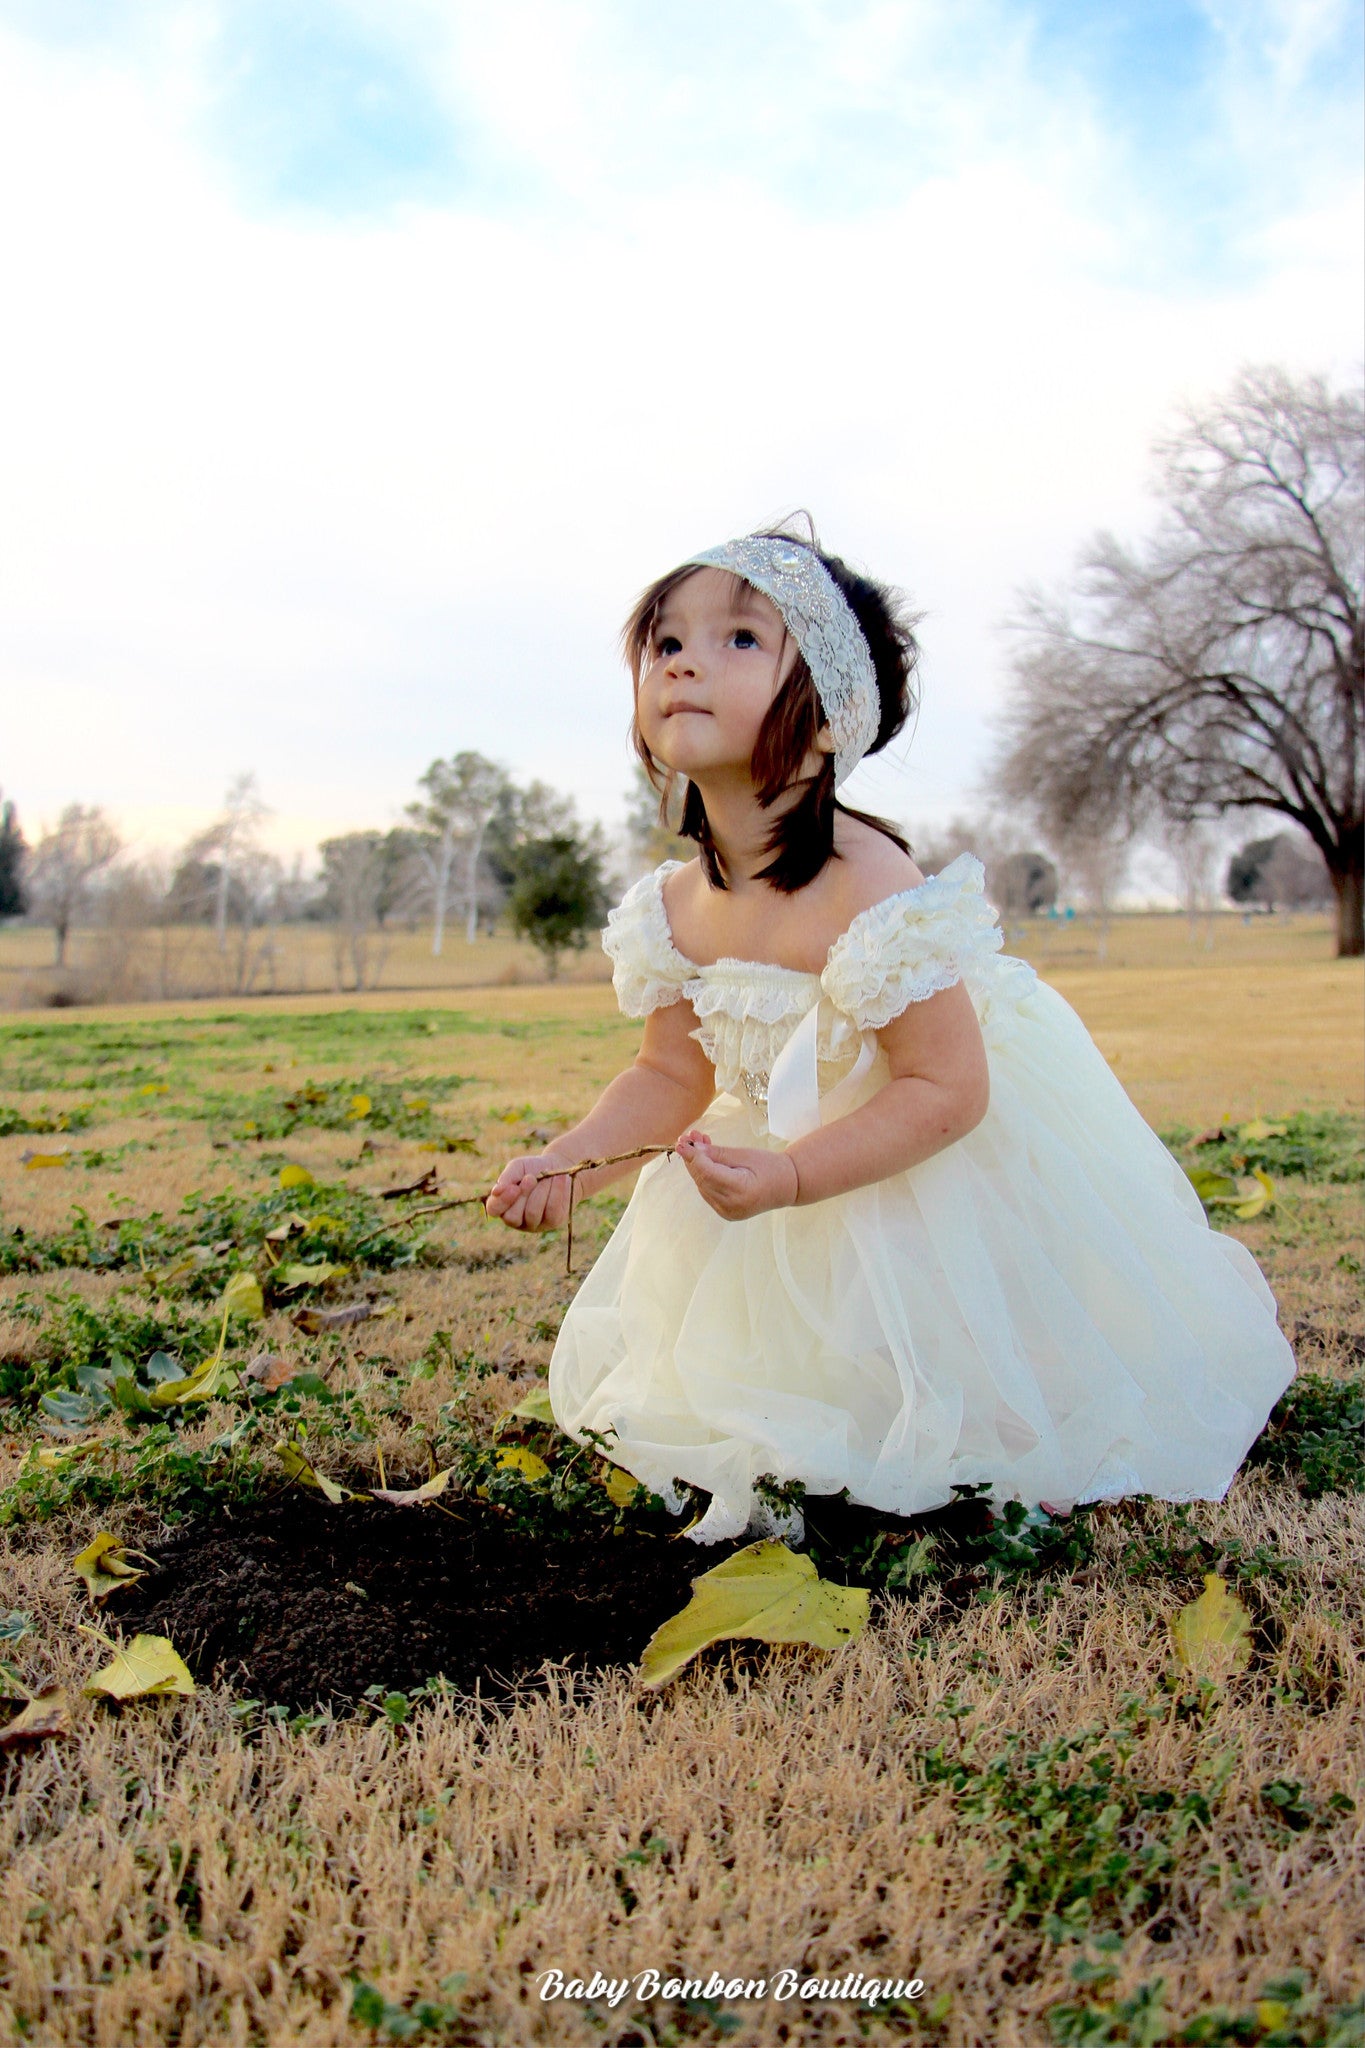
[676,1130,798,1220]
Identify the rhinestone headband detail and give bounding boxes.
[683,536,880,787]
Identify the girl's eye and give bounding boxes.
[732,628,759,648]
[656,634,681,656]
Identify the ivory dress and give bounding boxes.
[548,853,1298,1543]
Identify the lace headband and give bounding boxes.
[683,535,880,787]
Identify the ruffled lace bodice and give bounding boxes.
[600,852,1038,1132]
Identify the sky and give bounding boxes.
[0,0,1361,879]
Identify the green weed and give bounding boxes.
[195,1075,472,1143]
[917,1696,1240,1943]
[348,1974,468,2038]
[1,1288,220,1411]
[0,1102,96,1135]
[1160,1111,1365,1185]
[1047,1956,1362,2046]
[799,1484,1100,1592]
[1243,1374,1365,1499]
[1114,1502,1305,1591]
[0,1176,440,1287]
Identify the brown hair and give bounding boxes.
[624,520,921,891]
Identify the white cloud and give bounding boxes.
[0,4,1360,866]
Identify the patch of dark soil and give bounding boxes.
[119,1496,736,1710]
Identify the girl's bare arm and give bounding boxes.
[786,979,990,1203]
[486,999,716,1230]
[677,979,990,1219]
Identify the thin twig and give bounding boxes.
[351,1192,489,1251]
[375,1168,440,1200]
[350,1144,674,1269]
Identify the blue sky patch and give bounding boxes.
[201,3,461,213]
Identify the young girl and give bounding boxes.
[486,526,1297,1545]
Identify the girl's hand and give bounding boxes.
[485,1153,575,1232]
[676,1130,798,1221]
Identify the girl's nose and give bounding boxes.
[665,646,699,678]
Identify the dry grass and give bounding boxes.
[0,906,1342,1012]
[0,921,615,1011]
[0,923,1362,2046]
[3,1483,1363,2048]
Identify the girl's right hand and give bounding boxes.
[484,1154,575,1232]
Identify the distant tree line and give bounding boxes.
[4,364,1355,988]
[0,758,614,993]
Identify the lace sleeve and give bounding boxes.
[601,861,695,1017]
[821,853,1005,1029]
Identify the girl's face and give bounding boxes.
[635,568,803,785]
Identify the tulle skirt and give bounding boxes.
[548,977,1298,1541]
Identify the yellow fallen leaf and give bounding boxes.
[347,1094,372,1119]
[1231,1168,1274,1220]
[1187,1166,1274,1219]
[278,1163,314,1189]
[0,1686,72,1746]
[495,1445,549,1482]
[274,1440,355,1504]
[1170,1573,1252,1681]
[82,1630,195,1700]
[475,1445,552,1499]
[147,1352,239,1409]
[1255,2003,1293,2032]
[272,1259,349,1290]
[263,1210,312,1243]
[218,1271,264,1320]
[496,1385,557,1432]
[149,1251,199,1289]
[639,1540,870,1689]
[138,1082,169,1097]
[404,1096,430,1112]
[1238,1119,1286,1143]
[72,1533,156,1604]
[33,1440,105,1472]
[1186,1167,1239,1204]
[603,1463,646,1508]
[371,1467,456,1507]
[21,1149,69,1169]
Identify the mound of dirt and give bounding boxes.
[118,1495,737,1709]
[116,1490,997,1710]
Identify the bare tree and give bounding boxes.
[319,832,390,991]
[1059,824,1130,961]
[625,760,692,876]
[1160,817,1223,946]
[226,844,283,993]
[408,753,509,954]
[908,812,1000,878]
[993,367,1364,956]
[184,774,271,954]
[27,804,122,966]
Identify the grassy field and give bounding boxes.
[0,919,1361,2047]
[0,907,1341,1012]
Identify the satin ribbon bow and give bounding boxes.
[765,998,878,1143]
